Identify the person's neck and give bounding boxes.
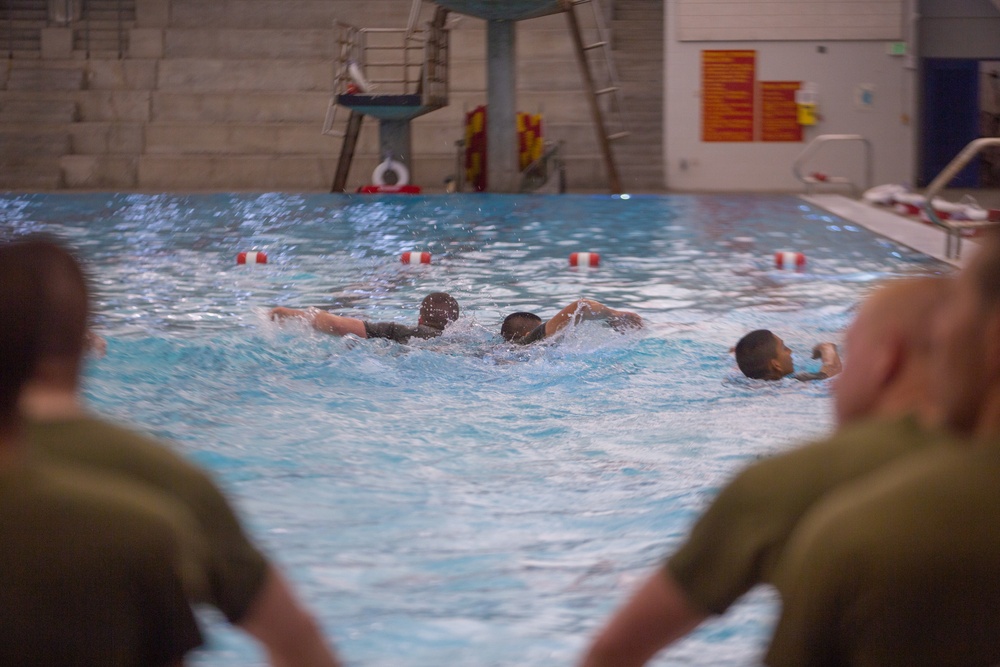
[19,383,85,421]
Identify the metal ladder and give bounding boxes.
[560,0,627,193]
[922,137,1000,259]
[792,134,873,197]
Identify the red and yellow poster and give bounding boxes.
[759,81,802,142]
[702,50,755,142]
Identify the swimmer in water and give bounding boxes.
[270,292,460,344]
[500,298,643,345]
[734,329,841,381]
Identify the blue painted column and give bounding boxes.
[378,119,412,184]
[486,19,518,193]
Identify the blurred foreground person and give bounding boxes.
[16,237,342,667]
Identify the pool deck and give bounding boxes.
[802,194,980,269]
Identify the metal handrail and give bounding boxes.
[792,134,873,196]
[922,137,1000,259]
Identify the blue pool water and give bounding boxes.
[2,193,948,666]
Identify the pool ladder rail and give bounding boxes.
[793,134,874,197]
[922,137,1000,259]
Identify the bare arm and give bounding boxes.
[544,299,643,337]
[580,568,707,667]
[239,566,343,667]
[811,342,842,378]
[270,307,367,338]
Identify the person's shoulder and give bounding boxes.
[30,415,229,509]
[792,371,828,382]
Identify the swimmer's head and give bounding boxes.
[418,292,460,331]
[501,312,543,342]
[735,329,793,380]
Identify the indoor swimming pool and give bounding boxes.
[1,193,950,666]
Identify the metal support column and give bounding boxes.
[331,111,364,192]
[486,19,518,193]
[379,119,412,184]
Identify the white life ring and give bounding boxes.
[347,61,372,93]
[372,159,409,186]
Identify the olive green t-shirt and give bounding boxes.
[29,415,270,623]
[767,438,1000,666]
[666,416,942,615]
[0,462,204,666]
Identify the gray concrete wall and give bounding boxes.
[919,0,1000,59]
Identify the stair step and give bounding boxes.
[137,155,341,190]
[0,128,71,156]
[163,29,339,59]
[0,98,78,122]
[157,59,331,92]
[5,67,85,91]
[0,157,63,189]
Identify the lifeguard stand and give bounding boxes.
[324,0,625,193]
[323,6,450,191]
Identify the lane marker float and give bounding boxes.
[237,251,267,265]
[569,252,600,267]
[401,251,431,264]
[774,251,805,270]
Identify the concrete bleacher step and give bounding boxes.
[0,158,63,189]
[163,29,340,59]
[156,59,332,92]
[0,128,72,156]
[0,97,78,123]
[137,155,340,190]
[167,0,416,29]
[4,65,85,91]
[151,91,330,123]
[0,90,151,122]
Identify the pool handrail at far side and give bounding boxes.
[922,137,1000,260]
[792,134,873,197]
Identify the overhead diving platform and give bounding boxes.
[335,95,436,122]
[431,0,562,21]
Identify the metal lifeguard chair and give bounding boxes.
[323,4,450,191]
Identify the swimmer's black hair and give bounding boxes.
[419,292,460,330]
[735,329,779,380]
[501,312,543,342]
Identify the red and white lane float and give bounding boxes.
[400,251,431,265]
[569,251,600,267]
[236,251,267,265]
[862,183,908,206]
[774,251,806,270]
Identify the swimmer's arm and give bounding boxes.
[545,299,643,337]
[269,307,367,338]
[580,568,706,667]
[812,342,842,379]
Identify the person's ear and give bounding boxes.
[768,357,784,377]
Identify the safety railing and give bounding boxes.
[323,17,449,136]
[793,134,873,196]
[922,137,1000,259]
